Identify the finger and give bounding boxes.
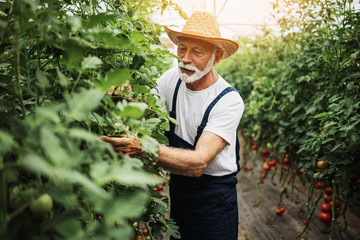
[107,85,116,95]
[101,136,122,144]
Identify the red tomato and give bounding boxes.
[251,144,258,150]
[260,180,264,184]
[329,200,340,208]
[279,207,285,213]
[263,164,271,171]
[321,203,331,213]
[246,166,253,171]
[283,157,290,164]
[262,148,270,155]
[259,173,265,178]
[315,181,323,189]
[334,209,340,219]
[269,159,277,167]
[303,220,308,225]
[294,199,301,204]
[156,185,163,191]
[319,213,332,223]
[276,209,283,216]
[280,202,285,206]
[262,157,267,162]
[296,167,303,175]
[283,166,288,171]
[325,187,333,196]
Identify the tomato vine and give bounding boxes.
[0,0,185,239]
[216,0,360,239]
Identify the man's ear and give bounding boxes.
[213,50,224,66]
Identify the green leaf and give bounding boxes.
[81,56,102,69]
[323,121,336,130]
[67,15,82,31]
[131,55,145,69]
[166,218,181,239]
[90,160,161,187]
[132,84,149,95]
[57,70,69,87]
[0,130,17,155]
[36,68,50,92]
[64,39,83,67]
[117,102,148,118]
[68,128,98,142]
[143,118,161,134]
[64,89,103,121]
[84,13,118,28]
[313,112,331,120]
[55,218,84,240]
[105,192,148,221]
[101,32,131,48]
[20,153,110,199]
[32,107,60,125]
[149,196,168,210]
[141,135,159,160]
[40,126,69,166]
[96,68,130,92]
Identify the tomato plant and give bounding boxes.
[0,0,185,239]
[216,0,360,238]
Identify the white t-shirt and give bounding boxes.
[154,67,244,176]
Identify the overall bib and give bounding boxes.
[165,79,242,240]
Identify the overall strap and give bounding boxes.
[194,86,241,147]
[169,79,182,133]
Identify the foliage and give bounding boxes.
[216,0,360,238]
[0,0,184,239]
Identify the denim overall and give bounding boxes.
[165,79,242,240]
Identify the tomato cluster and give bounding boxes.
[276,207,286,216]
[316,186,341,225]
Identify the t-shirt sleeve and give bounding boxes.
[204,91,244,144]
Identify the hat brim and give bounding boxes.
[164,26,239,59]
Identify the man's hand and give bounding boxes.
[101,136,146,158]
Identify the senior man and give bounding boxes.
[102,11,244,240]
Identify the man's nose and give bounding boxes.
[180,51,191,64]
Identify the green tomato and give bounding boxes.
[29,193,53,215]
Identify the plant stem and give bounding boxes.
[71,71,83,93]
[131,0,145,18]
[0,156,6,233]
[330,180,336,240]
[294,192,323,240]
[16,38,27,118]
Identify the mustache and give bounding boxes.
[178,62,199,72]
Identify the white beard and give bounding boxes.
[178,53,215,83]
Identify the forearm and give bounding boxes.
[157,145,209,177]
[101,132,226,177]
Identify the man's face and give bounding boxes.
[177,38,217,83]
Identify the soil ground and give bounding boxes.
[236,155,360,240]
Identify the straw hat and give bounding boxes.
[164,11,239,59]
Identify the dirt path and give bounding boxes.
[236,163,360,240]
